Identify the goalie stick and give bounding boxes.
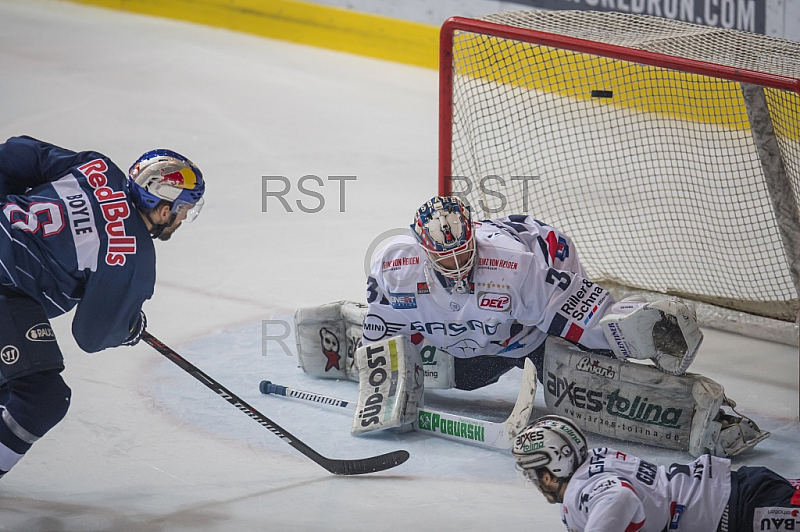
[259,358,538,450]
[142,332,409,475]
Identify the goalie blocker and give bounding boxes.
[543,337,769,457]
[352,335,424,435]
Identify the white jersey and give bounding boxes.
[560,448,731,532]
[363,216,616,358]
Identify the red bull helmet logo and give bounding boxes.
[161,168,197,189]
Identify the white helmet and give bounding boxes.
[512,415,588,502]
[128,149,205,238]
[410,196,475,291]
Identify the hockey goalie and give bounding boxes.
[294,196,769,457]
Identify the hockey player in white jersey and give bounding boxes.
[512,415,800,532]
[362,196,700,389]
[294,196,768,457]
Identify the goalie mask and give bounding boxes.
[128,149,205,237]
[513,415,588,504]
[411,196,475,289]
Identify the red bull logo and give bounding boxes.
[77,158,136,266]
[161,168,196,189]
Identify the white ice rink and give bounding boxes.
[1,1,799,530]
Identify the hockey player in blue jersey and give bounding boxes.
[0,135,205,479]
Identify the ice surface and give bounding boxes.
[0,1,797,530]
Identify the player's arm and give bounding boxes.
[580,477,646,532]
[361,246,416,346]
[71,256,154,352]
[0,136,104,197]
[362,274,415,345]
[517,256,616,353]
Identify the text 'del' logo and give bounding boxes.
[478,292,512,312]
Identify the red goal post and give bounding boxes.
[438,11,800,411]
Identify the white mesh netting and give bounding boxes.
[443,11,800,343]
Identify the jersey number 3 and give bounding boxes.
[545,268,571,290]
[3,202,65,237]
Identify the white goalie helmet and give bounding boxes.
[410,196,475,286]
[513,415,588,498]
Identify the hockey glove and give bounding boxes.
[121,310,147,347]
[600,297,703,375]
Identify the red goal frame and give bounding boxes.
[437,15,800,416]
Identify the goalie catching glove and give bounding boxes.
[600,297,702,375]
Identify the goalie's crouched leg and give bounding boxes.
[453,343,545,391]
[542,337,769,457]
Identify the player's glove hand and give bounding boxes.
[121,310,147,347]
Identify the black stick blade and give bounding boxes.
[323,450,410,476]
[143,332,411,476]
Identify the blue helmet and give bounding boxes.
[128,149,205,222]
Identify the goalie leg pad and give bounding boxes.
[543,337,768,457]
[351,335,423,435]
[295,300,456,389]
[599,297,703,375]
[294,301,367,381]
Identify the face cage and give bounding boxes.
[514,462,540,490]
[172,197,204,222]
[425,238,475,281]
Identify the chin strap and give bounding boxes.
[143,210,176,239]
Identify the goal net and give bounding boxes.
[439,11,800,345]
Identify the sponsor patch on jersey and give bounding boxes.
[587,477,621,503]
[753,507,800,530]
[561,279,608,323]
[477,257,518,271]
[77,158,136,266]
[362,314,405,342]
[389,292,417,309]
[477,292,512,312]
[0,345,20,365]
[25,324,56,342]
[416,282,430,294]
[381,256,420,271]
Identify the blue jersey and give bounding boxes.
[0,136,155,352]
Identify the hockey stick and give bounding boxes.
[142,331,409,475]
[260,358,538,451]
